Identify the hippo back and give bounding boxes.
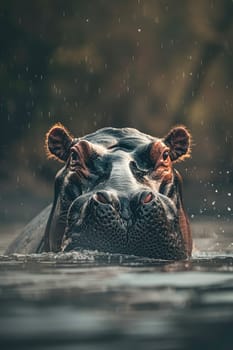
[5,205,50,255]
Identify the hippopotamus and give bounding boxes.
[6,124,192,259]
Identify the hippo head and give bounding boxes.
[44,124,192,260]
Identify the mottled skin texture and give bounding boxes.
[6,124,192,259]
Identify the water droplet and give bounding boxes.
[227,207,231,212]
[227,193,231,197]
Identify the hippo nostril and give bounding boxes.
[95,191,113,205]
[141,191,154,204]
[130,191,155,210]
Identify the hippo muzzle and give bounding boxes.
[64,189,184,259]
[43,124,192,260]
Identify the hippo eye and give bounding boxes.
[162,150,169,161]
[70,151,78,163]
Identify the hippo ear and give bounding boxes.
[46,123,73,162]
[163,126,191,162]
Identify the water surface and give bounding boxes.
[0,221,232,350]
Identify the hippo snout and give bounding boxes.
[63,189,185,259]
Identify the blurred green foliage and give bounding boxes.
[0,0,232,192]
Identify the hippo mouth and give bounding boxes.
[63,190,186,260]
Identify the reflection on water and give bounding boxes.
[0,249,233,350]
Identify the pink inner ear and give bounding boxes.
[46,124,73,162]
[164,126,191,162]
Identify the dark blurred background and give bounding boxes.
[0,0,232,230]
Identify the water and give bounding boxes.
[0,222,233,350]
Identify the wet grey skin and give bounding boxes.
[6,125,192,260]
